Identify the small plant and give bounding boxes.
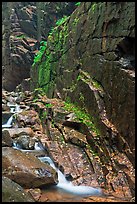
[45,103,53,108]
[73,17,79,26]
[75,2,81,6]
[49,27,55,36]
[33,87,45,97]
[56,15,68,26]
[91,3,97,13]
[16,34,26,39]
[32,41,47,66]
[79,92,85,103]
[64,101,100,136]
[32,98,39,103]
[41,111,47,120]
[77,74,81,81]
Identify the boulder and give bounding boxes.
[2,127,34,138]
[2,176,35,202]
[2,147,58,188]
[13,135,36,150]
[16,110,43,131]
[2,129,13,147]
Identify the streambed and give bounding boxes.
[2,90,134,202]
[2,92,103,202]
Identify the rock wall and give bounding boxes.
[2,2,76,91]
[31,2,135,165]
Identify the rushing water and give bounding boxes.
[38,155,102,197]
[3,94,102,200]
[2,100,22,128]
[2,115,14,128]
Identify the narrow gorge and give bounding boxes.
[2,2,135,202]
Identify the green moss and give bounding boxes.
[31,14,69,96]
[91,3,97,13]
[56,15,69,26]
[64,101,100,136]
[75,2,81,6]
[73,17,79,26]
[32,41,47,67]
[45,103,53,108]
[77,71,103,91]
[79,92,85,103]
[16,34,27,39]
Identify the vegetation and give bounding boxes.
[32,41,47,66]
[64,101,100,136]
[75,2,81,6]
[16,34,27,39]
[91,3,97,13]
[55,15,69,26]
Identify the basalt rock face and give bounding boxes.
[31,2,135,166]
[2,2,76,91]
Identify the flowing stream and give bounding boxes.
[3,95,102,201]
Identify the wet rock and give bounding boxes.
[33,2,135,168]
[2,129,13,147]
[2,112,13,125]
[2,176,35,202]
[63,126,87,147]
[3,127,34,139]
[13,135,36,150]
[44,141,98,187]
[2,147,58,188]
[27,188,42,202]
[2,104,10,112]
[16,109,43,131]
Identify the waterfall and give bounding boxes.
[4,93,102,198]
[38,156,102,197]
[2,115,13,128]
[2,96,22,128]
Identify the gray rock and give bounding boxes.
[2,176,35,202]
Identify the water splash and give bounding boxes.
[38,156,102,197]
[2,115,13,128]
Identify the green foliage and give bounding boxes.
[91,3,97,13]
[45,103,53,108]
[56,15,68,26]
[73,17,79,26]
[77,74,82,81]
[33,87,45,97]
[92,79,103,90]
[32,41,47,67]
[49,27,55,36]
[75,2,81,6]
[16,34,26,39]
[79,92,85,103]
[42,111,47,119]
[64,101,100,135]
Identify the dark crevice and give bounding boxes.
[115,37,135,70]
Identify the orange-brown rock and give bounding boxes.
[2,147,58,188]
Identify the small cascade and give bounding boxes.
[38,155,102,197]
[3,92,102,199]
[2,95,22,128]
[15,104,22,113]
[2,115,14,128]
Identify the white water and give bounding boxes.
[2,99,22,128]
[38,156,102,197]
[4,94,102,197]
[14,104,22,113]
[2,115,13,128]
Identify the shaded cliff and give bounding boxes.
[2,2,77,91]
[31,2,135,168]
